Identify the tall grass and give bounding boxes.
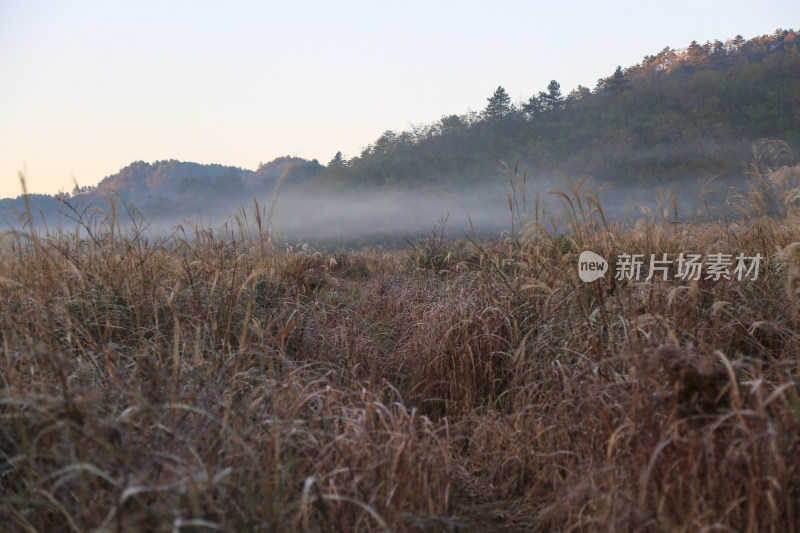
[1,144,800,531]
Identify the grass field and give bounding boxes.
[2,147,800,531]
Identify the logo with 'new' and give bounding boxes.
[578,251,608,282]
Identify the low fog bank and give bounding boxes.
[186,176,724,246]
[214,174,754,246]
[132,184,518,247]
[269,187,511,245]
[2,174,746,247]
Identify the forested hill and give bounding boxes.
[310,29,800,190]
[3,29,798,228]
[1,157,325,227]
[89,157,324,212]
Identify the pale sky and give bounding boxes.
[1,0,798,198]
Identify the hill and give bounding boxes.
[312,29,800,190]
[1,157,324,227]
[91,157,324,216]
[3,29,798,231]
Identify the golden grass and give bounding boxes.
[1,146,800,531]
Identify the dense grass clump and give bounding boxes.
[2,147,800,531]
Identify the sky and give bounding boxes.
[1,0,798,199]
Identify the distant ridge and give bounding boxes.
[306,29,800,190]
[3,29,798,226]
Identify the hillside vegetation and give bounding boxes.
[2,143,800,531]
[2,29,798,228]
[323,29,800,189]
[1,158,324,227]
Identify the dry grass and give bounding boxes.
[2,146,800,531]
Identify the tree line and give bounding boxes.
[313,29,800,190]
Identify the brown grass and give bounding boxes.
[2,146,800,531]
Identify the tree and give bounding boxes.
[597,65,628,92]
[685,40,709,69]
[373,130,397,155]
[439,114,463,135]
[522,94,543,118]
[328,151,345,167]
[485,86,511,120]
[543,80,564,111]
[523,80,565,117]
[566,85,591,104]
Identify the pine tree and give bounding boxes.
[485,86,511,120]
[328,151,345,167]
[522,94,543,117]
[544,80,564,111]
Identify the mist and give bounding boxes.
[1,168,751,249]
[140,175,732,248]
